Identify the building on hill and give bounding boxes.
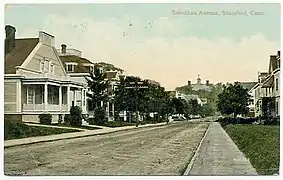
[188,74,212,91]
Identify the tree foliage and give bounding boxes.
[216,82,251,118]
[86,67,110,123]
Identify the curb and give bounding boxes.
[4,122,171,148]
[183,122,211,175]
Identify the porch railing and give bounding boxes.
[23,104,69,112]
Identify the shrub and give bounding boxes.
[64,106,82,127]
[217,117,258,126]
[88,107,107,125]
[38,113,52,125]
[68,106,82,127]
[262,116,280,125]
[64,114,71,124]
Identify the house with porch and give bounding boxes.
[57,44,125,121]
[4,25,88,123]
[253,51,280,117]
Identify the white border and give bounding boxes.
[1,1,282,180]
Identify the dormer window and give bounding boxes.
[65,62,78,73]
[67,64,74,72]
[89,66,94,73]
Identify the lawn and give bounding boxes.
[223,124,280,175]
[4,121,81,140]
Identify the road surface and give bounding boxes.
[5,121,209,176]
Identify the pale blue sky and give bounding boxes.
[4,3,281,90]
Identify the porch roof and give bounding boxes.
[21,76,87,87]
[262,75,274,88]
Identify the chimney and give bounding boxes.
[5,25,16,54]
[61,44,67,54]
[206,80,209,85]
[188,80,191,86]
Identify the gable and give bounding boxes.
[5,38,39,74]
[21,43,66,76]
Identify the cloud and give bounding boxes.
[17,14,279,90]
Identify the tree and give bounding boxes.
[216,82,251,118]
[86,67,110,124]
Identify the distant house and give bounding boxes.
[175,91,204,106]
[238,82,258,117]
[4,25,87,123]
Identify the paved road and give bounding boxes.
[5,121,209,176]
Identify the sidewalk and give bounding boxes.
[4,122,168,148]
[185,122,258,176]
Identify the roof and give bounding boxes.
[60,55,94,73]
[5,38,39,74]
[105,71,118,79]
[239,82,258,91]
[269,55,278,73]
[94,62,124,72]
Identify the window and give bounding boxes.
[50,63,54,74]
[40,61,45,72]
[89,66,94,73]
[27,86,35,104]
[276,78,279,91]
[67,64,74,72]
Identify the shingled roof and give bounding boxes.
[5,38,39,74]
[59,55,94,73]
[269,55,278,73]
[239,82,258,91]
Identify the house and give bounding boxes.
[238,82,257,117]
[175,91,204,106]
[254,51,280,117]
[4,25,88,123]
[57,45,125,121]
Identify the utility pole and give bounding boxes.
[124,81,148,124]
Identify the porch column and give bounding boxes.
[81,88,84,109]
[74,89,77,106]
[44,83,48,108]
[84,89,87,112]
[67,86,70,109]
[59,86,62,109]
[107,101,110,118]
[112,103,115,117]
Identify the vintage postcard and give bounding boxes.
[3,1,281,177]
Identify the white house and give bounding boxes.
[4,25,88,123]
[57,44,125,121]
[254,51,280,117]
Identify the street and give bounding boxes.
[4,121,209,176]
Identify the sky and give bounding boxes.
[4,3,281,90]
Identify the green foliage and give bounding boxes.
[88,107,107,125]
[4,120,79,140]
[86,67,110,110]
[224,124,279,175]
[217,82,251,117]
[64,106,82,127]
[38,113,52,125]
[262,97,276,117]
[114,76,174,122]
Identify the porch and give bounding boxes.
[21,83,87,113]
